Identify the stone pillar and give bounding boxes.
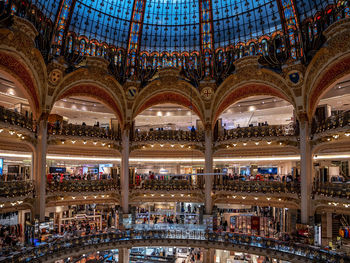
[202,248,215,263]
[299,117,313,224]
[118,248,129,263]
[204,127,213,215]
[321,213,332,246]
[33,118,48,222]
[121,128,130,214]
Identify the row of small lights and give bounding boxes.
[326,133,350,141]
[61,140,113,148]
[228,195,282,202]
[0,129,26,140]
[328,202,350,208]
[0,200,24,208]
[225,141,281,148]
[143,194,191,197]
[60,195,110,201]
[143,144,192,149]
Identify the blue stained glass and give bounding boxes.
[70,0,135,49]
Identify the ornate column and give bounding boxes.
[204,125,213,215]
[33,117,48,222]
[121,126,130,214]
[299,114,313,224]
[118,248,130,263]
[202,248,215,263]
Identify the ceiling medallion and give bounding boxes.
[286,70,303,86]
[201,87,214,101]
[49,69,62,86]
[126,86,138,100]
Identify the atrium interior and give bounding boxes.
[0,0,350,262]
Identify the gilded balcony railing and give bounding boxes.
[0,106,34,132]
[314,182,350,199]
[213,180,300,194]
[0,180,34,198]
[48,123,120,140]
[312,110,350,134]
[2,229,347,263]
[133,130,204,142]
[46,180,119,193]
[216,124,296,142]
[134,179,200,191]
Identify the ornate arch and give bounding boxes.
[0,17,48,120]
[132,80,205,122]
[51,68,126,125]
[212,75,295,125]
[0,51,40,118]
[304,18,350,119]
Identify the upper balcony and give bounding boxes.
[0,180,34,202]
[133,130,204,144]
[48,123,120,142]
[215,124,297,146]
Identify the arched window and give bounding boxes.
[90,43,96,56]
[79,39,86,56]
[261,39,268,56]
[239,46,244,58]
[249,43,256,56]
[67,35,73,54]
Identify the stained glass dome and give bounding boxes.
[30,0,336,54]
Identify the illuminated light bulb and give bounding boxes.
[171,194,174,197]
[327,138,331,141]
[345,133,350,137]
[233,144,237,147]
[232,196,236,199]
[160,144,164,147]
[161,194,164,197]
[171,145,174,147]
[267,141,272,145]
[266,197,271,201]
[71,140,76,144]
[101,143,106,146]
[151,194,155,197]
[83,196,87,199]
[83,141,87,144]
[9,130,15,135]
[17,133,22,137]
[254,197,258,200]
[255,142,259,145]
[242,196,246,199]
[243,142,247,146]
[333,134,339,139]
[0,129,3,133]
[226,145,229,148]
[61,140,65,144]
[151,144,154,148]
[144,194,147,197]
[181,145,184,148]
[93,141,97,145]
[72,196,76,200]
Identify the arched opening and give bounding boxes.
[312,73,350,185]
[213,95,297,189]
[47,88,123,191]
[131,102,205,193]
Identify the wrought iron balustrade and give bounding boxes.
[312,110,350,134]
[213,180,300,194]
[46,180,119,193]
[133,130,204,142]
[314,182,350,199]
[0,106,34,132]
[216,124,296,142]
[134,179,200,191]
[0,180,34,198]
[2,229,347,263]
[48,123,120,141]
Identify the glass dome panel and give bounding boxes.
[212,0,282,47]
[33,0,60,21]
[69,0,135,48]
[140,0,201,53]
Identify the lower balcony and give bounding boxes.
[46,180,119,195]
[0,180,34,201]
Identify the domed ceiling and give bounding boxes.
[35,0,332,53]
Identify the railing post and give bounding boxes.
[202,248,215,263]
[32,116,48,222]
[118,248,130,263]
[204,125,213,215]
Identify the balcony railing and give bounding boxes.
[213,181,300,194]
[133,130,204,142]
[312,110,350,134]
[2,228,347,263]
[0,180,34,198]
[314,183,350,199]
[0,106,34,132]
[133,179,200,191]
[216,124,296,142]
[48,123,120,141]
[46,180,119,193]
